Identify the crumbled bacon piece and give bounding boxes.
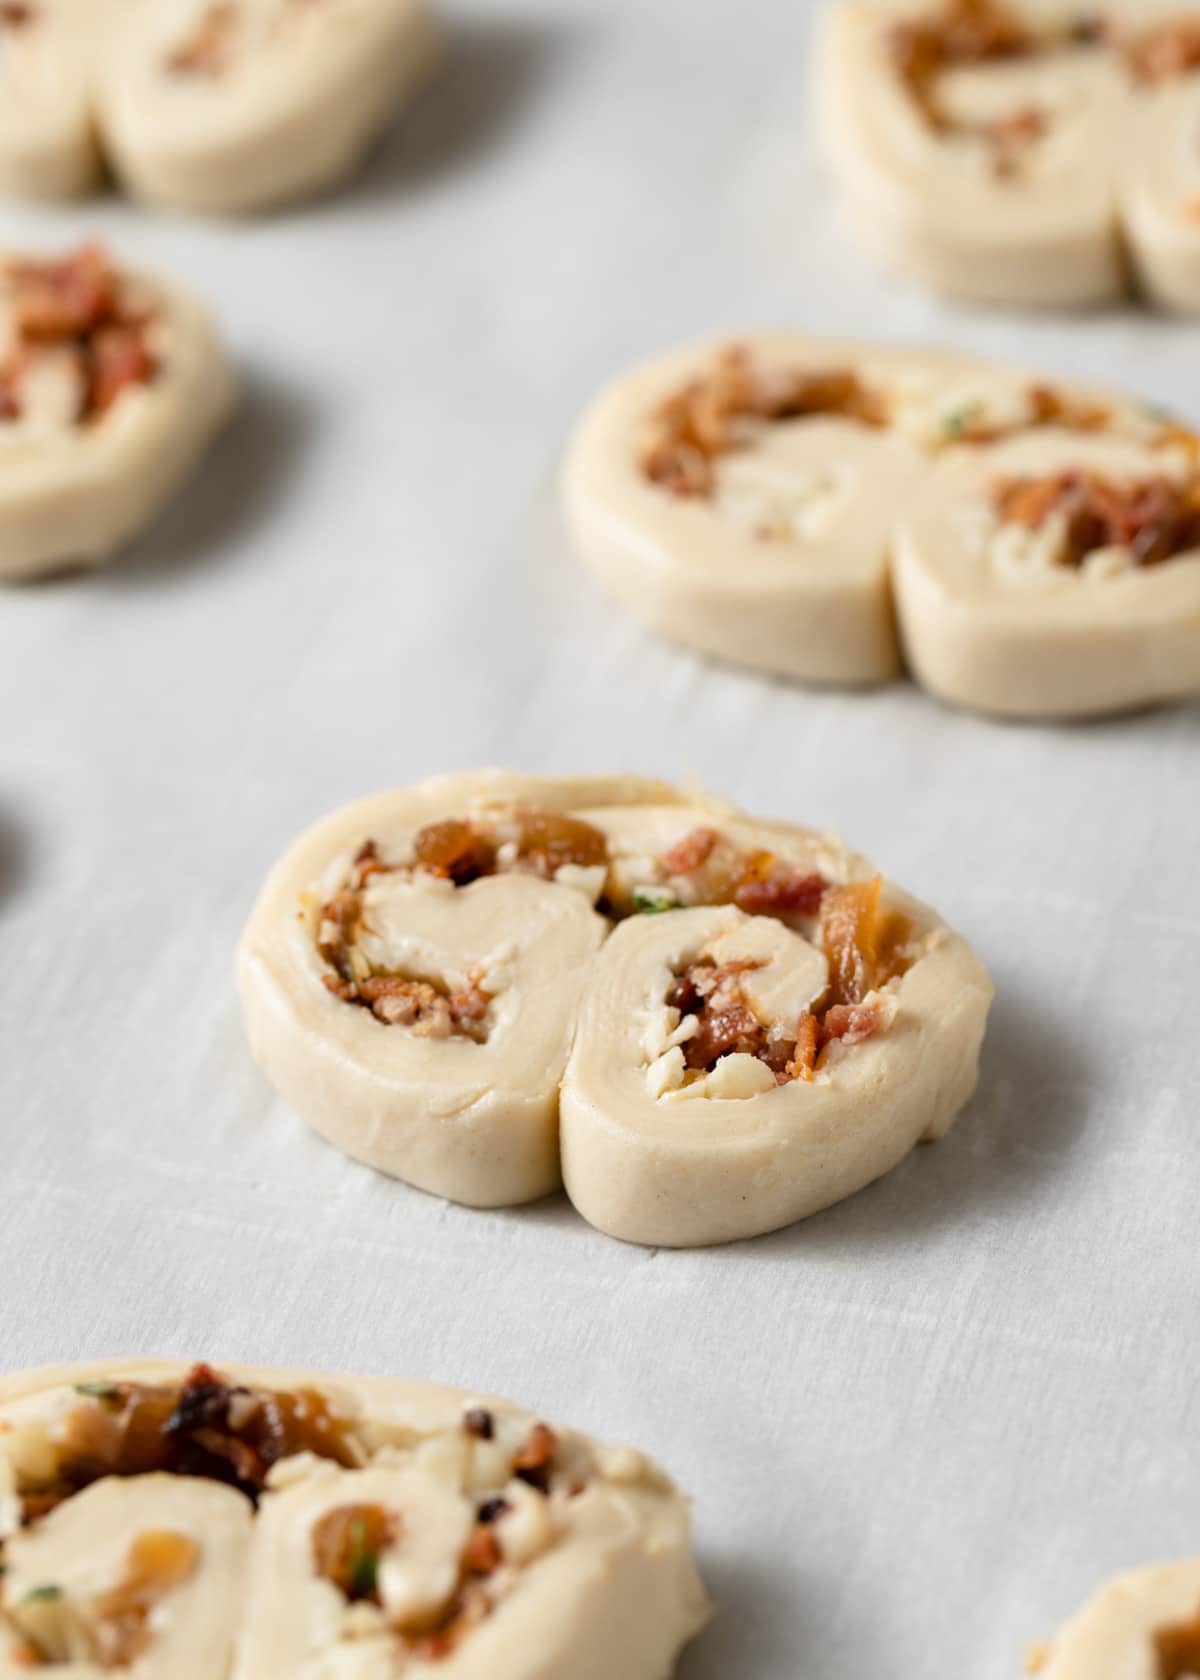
[994,469,1200,567]
[821,1002,884,1047]
[0,4,35,25]
[167,2,237,76]
[1156,1602,1200,1679]
[1,245,157,426]
[87,324,156,418]
[787,1013,821,1082]
[462,1524,503,1576]
[733,866,827,919]
[642,347,888,498]
[511,1423,559,1493]
[661,826,719,874]
[1127,19,1200,84]
[357,976,455,1035]
[9,244,115,343]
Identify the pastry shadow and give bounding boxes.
[100,368,316,587]
[744,981,1092,1261]
[0,802,33,910]
[351,14,578,202]
[677,1550,811,1680]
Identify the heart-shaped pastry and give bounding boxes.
[818,0,1200,311]
[0,1359,709,1678]
[238,771,994,1245]
[0,242,235,581]
[1031,1559,1200,1679]
[564,335,1200,717]
[0,0,437,214]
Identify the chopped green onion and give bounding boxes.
[347,1520,379,1601]
[632,888,677,915]
[74,1381,122,1403]
[21,1585,62,1605]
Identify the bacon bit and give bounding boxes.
[1156,1601,1200,1678]
[1127,19,1200,84]
[412,820,496,885]
[1025,384,1110,433]
[463,1408,494,1441]
[821,1002,884,1047]
[462,1525,503,1577]
[994,469,1200,567]
[10,244,115,343]
[356,976,455,1035]
[0,4,35,25]
[312,1504,396,1604]
[511,1423,559,1494]
[787,1013,820,1082]
[733,867,827,918]
[89,1531,198,1670]
[661,826,720,874]
[87,324,156,418]
[642,346,888,498]
[167,2,237,76]
[1,245,157,425]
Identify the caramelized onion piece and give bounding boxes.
[1156,1602,1200,1679]
[513,810,608,876]
[90,1531,199,1670]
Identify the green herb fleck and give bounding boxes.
[942,402,984,440]
[347,1520,379,1601]
[632,888,678,915]
[21,1585,62,1605]
[74,1381,122,1404]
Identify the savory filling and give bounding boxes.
[888,0,1105,175]
[938,382,1111,445]
[640,346,889,498]
[1156,1602,1200,1679]
[1,1373,580,1670]
[9,1531,199,1669]
[0,245,158,429]
[889,3,1200,177]
[311,1414,564,1662]
[993,468,1200,569]
[9,1363,363,1525]
[313,814,852,1027]
[1127,18,1200,85]
[663,877,912,1090]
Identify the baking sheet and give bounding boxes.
[1,2,1198,1675]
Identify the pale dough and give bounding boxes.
[0,1,103,199]
[0,0,436,215]
[1032,1557,1200,1679]
[563,333,1198,716]
[98,0,439,216]
[0,1358,709,1680]
[0,247,236,582]
[892,429,1200,718]
[237,769,994,1244]
[818,0,1200,312]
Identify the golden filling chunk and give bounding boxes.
[640,346,889,498]
[1156,1601,1200,1680]
[16,1363,361,1524]
[994,469,1200,567]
